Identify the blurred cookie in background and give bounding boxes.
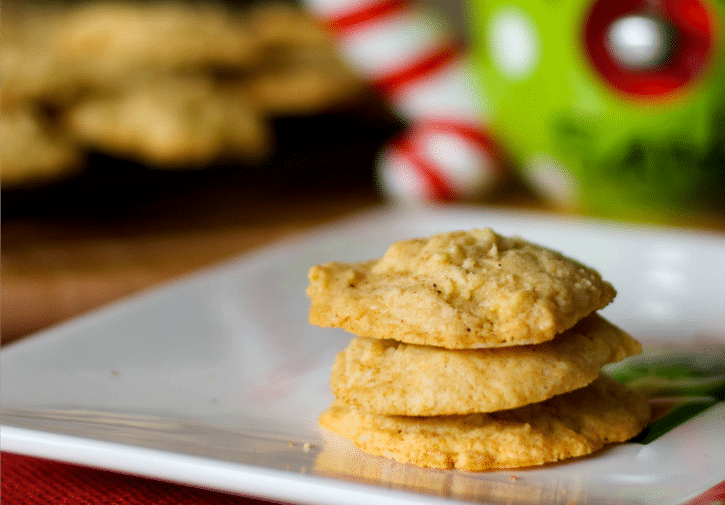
[0,0,371,189]
[1,107,85,187]
[62,76,272,167]
[246,2,365,114]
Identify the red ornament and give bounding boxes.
[584,0,718,96]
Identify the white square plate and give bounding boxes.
[2,205,724,505]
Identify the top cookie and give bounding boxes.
[307,229,616,348]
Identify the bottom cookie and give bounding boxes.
[319,375,650,471]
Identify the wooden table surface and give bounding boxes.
[1,179,382,343]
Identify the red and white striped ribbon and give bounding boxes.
[303,0,506,202]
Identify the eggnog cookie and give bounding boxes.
[330,314,641,416]
[319,375,650,471]
[1,107,84,187]
[63,77,270,166]
[51,2,257,82]
[307,229,616,349]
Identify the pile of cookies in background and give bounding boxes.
[1,0,366,188]
[308,229,651,470]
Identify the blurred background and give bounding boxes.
[1,2,724,504]
[2,0,723,345]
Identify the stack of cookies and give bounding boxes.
[307,228,650,471]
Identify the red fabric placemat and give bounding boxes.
[686,479,725,505]
[1,453,280,505]
[4,451,725,504]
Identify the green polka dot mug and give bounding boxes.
[467,0,725,222]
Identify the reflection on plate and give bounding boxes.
[2,205,724,505]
